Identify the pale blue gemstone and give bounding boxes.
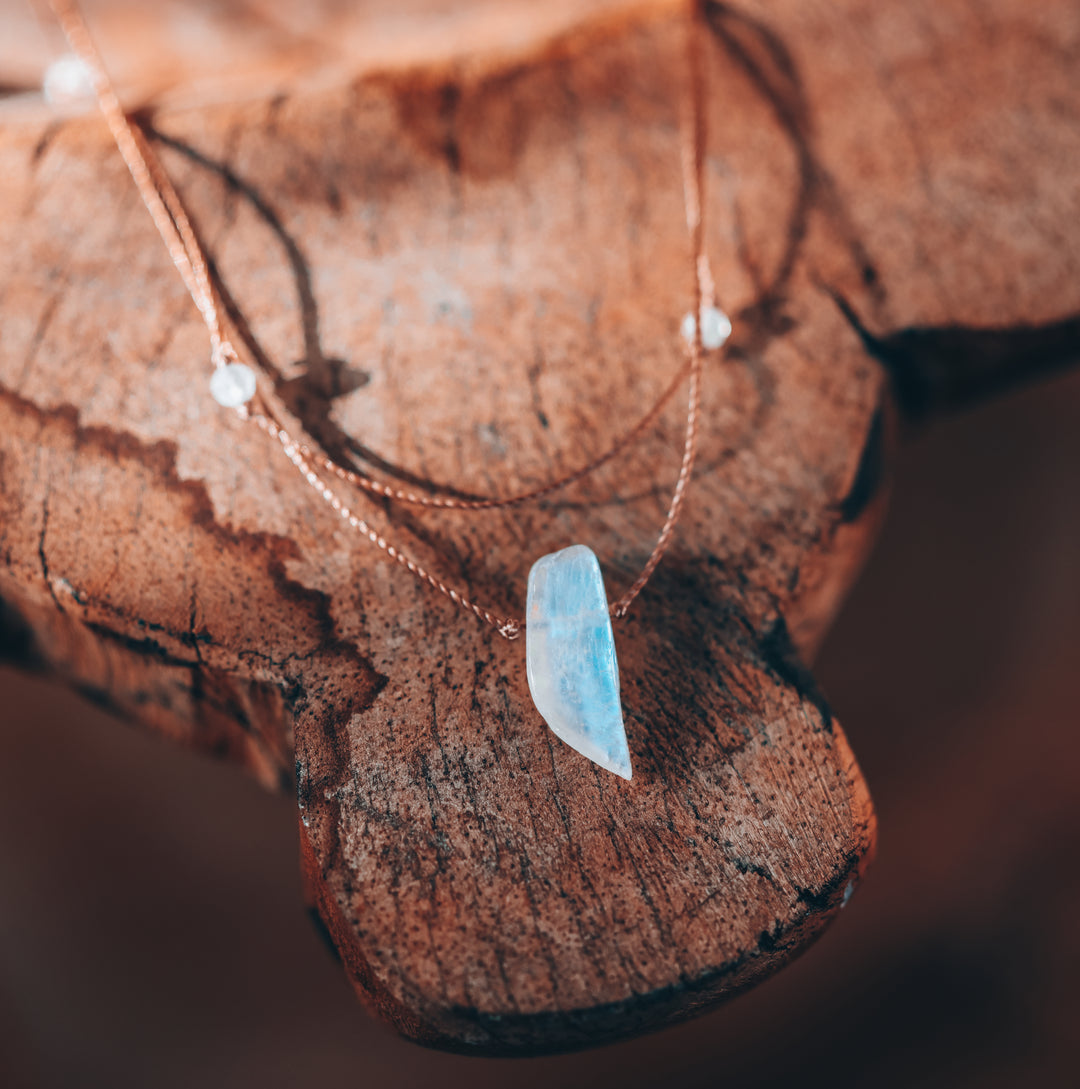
[525,544,632,780]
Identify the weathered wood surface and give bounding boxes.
[1,0,1078,1055]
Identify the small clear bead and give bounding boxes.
[209,362,256,407]
[43,55,96,106]
[681,305,732,351]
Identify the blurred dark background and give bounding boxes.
[2,366,1078,1088]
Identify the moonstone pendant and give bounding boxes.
[526,544,632,780]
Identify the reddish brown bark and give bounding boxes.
[1,0,1077,1054]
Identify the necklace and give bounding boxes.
[47,0,729,781]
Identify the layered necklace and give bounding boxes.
[47,0,731,781]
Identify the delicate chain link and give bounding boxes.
[612,0,709,618]
[296,357,692,511]
[48,0,237,367]
[248,403,523,638]
[49,0,716,640]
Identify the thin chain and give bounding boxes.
[47,0,238,367]
[612,0,709,618]
[296,357,692,510]
[49,0,715,639]
[248,402,523,638]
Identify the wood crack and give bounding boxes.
[827,287,1080,421]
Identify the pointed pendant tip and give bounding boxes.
[592,736,633,780]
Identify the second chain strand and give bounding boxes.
[50,0,715,639]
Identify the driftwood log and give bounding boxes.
[1,0,1078,1055]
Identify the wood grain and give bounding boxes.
[1,0,1078,1054]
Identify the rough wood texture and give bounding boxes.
[1,0,1078,1055]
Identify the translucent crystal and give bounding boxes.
[525,544,632,780]
[209,362,256,407]
[680,305,732,350]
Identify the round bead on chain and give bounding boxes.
[209,362,257,408]
[681,305,732,351]
[43,54,95,105]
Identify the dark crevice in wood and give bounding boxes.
[829,290,1080,422]
[838,408,887,524]
[31,121,64,167]
[305,905,345,966]
[732,856,774,879]
[757,615,833,732]
[84,621,199,669]
[0,595,41,670]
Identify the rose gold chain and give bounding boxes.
[612,3,709,619]
[47,0,239,369]
[294,356,692,511]
[248,402,524,638]
[49,0,716,640]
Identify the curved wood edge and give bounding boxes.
[298,704,877,1055]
